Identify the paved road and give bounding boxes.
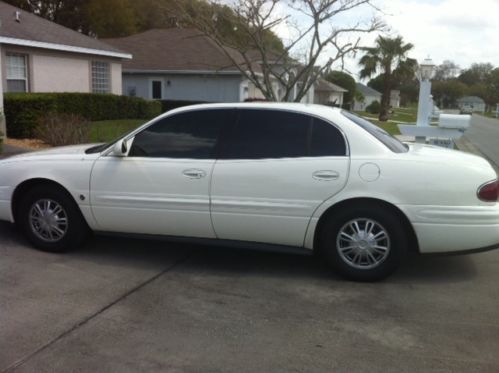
[464,115,499,167]
[1,222,499,372]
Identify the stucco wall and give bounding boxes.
[31,54,90,92]
[122,73,243,102]
[1,45,123,95]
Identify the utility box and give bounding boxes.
[438,114,471,130]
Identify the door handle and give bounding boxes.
[312,170,340,181]
[182,169,206,179]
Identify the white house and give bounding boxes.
[353,83,381,111]
[313,78,348,106]
[457,96,486,114]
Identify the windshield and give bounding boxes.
[341,110,408,153]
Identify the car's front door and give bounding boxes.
[90,109,234,238]
[210,109,350,247]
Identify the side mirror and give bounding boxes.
[111,139,130,157]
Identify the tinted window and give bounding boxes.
[129,110,231,158]
[342,110,408,153]
[225,110,310,159]
[310,118,347,156]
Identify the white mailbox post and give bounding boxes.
[399,57,471,148]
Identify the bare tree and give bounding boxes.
[179,0,383,102]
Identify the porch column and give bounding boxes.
[0,43,5,138]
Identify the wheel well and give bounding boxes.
[11,178,77,223]
[314,197,420,254]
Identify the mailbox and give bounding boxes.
[438,114,471,130]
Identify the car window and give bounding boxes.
[341,110,408,153]
[224,109,311,159]
[310,118,347,156]
[129,109,232,158]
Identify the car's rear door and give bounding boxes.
[210,108,350,247]
[90,109,235,238]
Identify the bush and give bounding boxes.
[366,100,381,114]
[159,100,207,113]
[35,114,90,146]
[4,93,161,138]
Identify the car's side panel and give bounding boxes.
[90,156,217,238]
[210,157,350,247]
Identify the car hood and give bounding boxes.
[2,144,102,162]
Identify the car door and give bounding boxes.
[210,108,350,247]
[90,109,234,238]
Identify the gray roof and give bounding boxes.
[315,78,348,93]
[457,96,485,104]
[356,82,381,97]
[0,1,129,58]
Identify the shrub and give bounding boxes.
[366,100,381,114]
[4,93,161,138]
[159,100,208,113]
[35,113,90,146]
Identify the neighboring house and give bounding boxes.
[313,78,347,106]
[390,90,400,108]
[353,83,381,111]
[457,96,486,113]
[0,1,130,95]
[104,28,314,104]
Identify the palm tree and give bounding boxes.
[359,36,414,121]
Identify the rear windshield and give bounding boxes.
[342,110,408,153]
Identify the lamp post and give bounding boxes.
[415,57,436,142]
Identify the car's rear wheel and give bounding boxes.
[319,205,408,281]
[18,185,89,252]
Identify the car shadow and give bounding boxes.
[1,222,478,284]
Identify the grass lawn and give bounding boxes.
[353,106,419,136]
[89,119,146,143]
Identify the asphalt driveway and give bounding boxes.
[1,221,499,372]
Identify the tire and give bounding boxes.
[17,184,89,252]
[319,205,408,282]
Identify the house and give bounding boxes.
[0,1,131,95]
[390,90,400,108]
[353,83,381,111]
[104,28,314,104]
[0,1,132,136]
[313,78,347,106]
[457,96,486,114]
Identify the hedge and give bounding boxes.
[4,93,162,138]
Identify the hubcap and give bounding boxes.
[29,199,68,243]
[336,218,390,269]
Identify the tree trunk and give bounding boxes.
[379,69,391,122]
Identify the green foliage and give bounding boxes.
[89,119,145,143]
[4,93,161,139]
[359,35,414,120]
[432,80,467,108]
[325,71,356,106]
[366,100,381,114]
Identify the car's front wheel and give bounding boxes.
[320,205,408,281]
[18,184,89,252]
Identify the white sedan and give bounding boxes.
[1,103,498,281]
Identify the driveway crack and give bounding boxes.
[2,253,191,373]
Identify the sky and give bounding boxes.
[268,0,499,81]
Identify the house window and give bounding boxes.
[152,80,162,99]
[6,54,28,92]
[91,61,110,93]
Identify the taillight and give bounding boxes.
[477,179,499,202]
